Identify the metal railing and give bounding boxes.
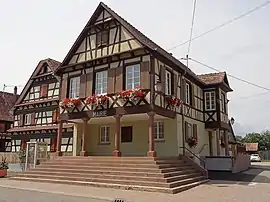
[199,144,208,154]
[179,146,206,170]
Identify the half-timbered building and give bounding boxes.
[0,88,18,152]
[52,2,234,158]
[8,59,73,153]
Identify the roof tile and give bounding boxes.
[0,91,18,122]
[197,72,225,85]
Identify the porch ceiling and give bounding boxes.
[69,113,170,124]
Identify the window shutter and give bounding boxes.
[31,113,35,125]
[115,66,123,92]
[107,68,115,94]
[41,84,48,98]
[181,78,186,102]
[160,65,166,93]
[85,72,93,96]
[193,124,198,141]
[79,74,87,98]
[173,73,178,97]
[191,84,195,107]
[53,110,58,123]
[19,114,24,126]
[185,121,189,142]
[60,76,68,100]
[140,61,150,89]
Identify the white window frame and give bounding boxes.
[220,93,226,113]
[100,126,110,143]
[69,76,80,98]
[24,114,32,125]
[187,123,193,138]
[154,121,164,140]
[125,64,140,90]
[95,70,108,95]
[205,91,216,111]
[165,70,172,95]
[186,83,190,104]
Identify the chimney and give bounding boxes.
[14,86,17,95]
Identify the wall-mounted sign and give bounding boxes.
[93,110,107,117]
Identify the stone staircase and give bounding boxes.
[10,156,208,194]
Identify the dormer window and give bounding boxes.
[96,29,109,48]
[205,91,216,110]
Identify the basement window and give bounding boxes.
[100,126,110,144]
[154,121,164,140]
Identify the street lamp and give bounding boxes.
[230,117,235,125]
[155,80,162,92]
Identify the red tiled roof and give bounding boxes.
[246,143,258,151]
[0,91,18,122]
[197,72,225,85]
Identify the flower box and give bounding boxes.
[117,88,145,102]
[166,95,183,107]
[85,95,109,106]
[187,137,197,147]
[59,98,81,110]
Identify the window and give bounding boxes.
[186,123,193,138]
[100,126,110,143]
[24,114,32,125]
[125,64,140,90]
[97,29,109,47]
[95,71,108,95]
[121,126,133,143]
[69,76,80,98]
[165,70,172,95]
[35,111,53,125]
[48,82,60,98]
[14,115,19,127]
[24,86,41,102]
[221,93,226,113]
[185,83,192,104]
[154,121,164,140]
[205,91,216,110]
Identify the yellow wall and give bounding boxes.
[74,118,178,157]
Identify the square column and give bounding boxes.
[224,130,229,156]
[113,115,122,157]
[80,118,89,156]
[147,112,157,157]
[216,129,221,156]
[55,121,63,156]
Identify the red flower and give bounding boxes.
[166,95,183,107]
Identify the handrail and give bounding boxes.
[179,146,206,170]
[199,144,208,154]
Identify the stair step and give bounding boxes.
[169,176,206,188]
[171,179,210,193]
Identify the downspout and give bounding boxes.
[181,69,187,156]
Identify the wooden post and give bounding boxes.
[56,121,63,156]
[147,111,157,157]
[216,129,220,156]
[224,130,229,156]
[113,115,122,157]
[80,118,89,156]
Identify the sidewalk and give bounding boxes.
[1,179,270,202]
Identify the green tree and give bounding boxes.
[242,131,270,151]
[235,135,244,143]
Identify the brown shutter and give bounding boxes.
[31,113,35,125]
[193,124,198,141]
[115,66,123,92]
[191,84,195,107]
[140,61,150,89]
[185,121,189,142]
[19,114,24,126]
[160,65,166,93]
[79,74,87,98]
[107,68,115,94]
[53,110,58,123]
[181,78,186,103]
[60,76,68,100]
[173,73,178,97]
[85,72,93,96]
[41,84,48,98]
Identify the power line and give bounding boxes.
[167,1,270,51]
[187,0,197,56]
[189,58,270,91]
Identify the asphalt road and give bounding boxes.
[0,187,110,202]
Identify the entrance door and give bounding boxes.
[121,126,133,143]
[208,131,213,156]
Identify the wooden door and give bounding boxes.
[121,126,133,143]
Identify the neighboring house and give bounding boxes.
[52,2,234,158]
[0,87,18,152]
[7,59,73,153]
[245,143,258,154]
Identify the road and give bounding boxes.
[0,187,110,202]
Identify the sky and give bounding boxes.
[0,0,269,135]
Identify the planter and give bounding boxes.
[0,169,7,178]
